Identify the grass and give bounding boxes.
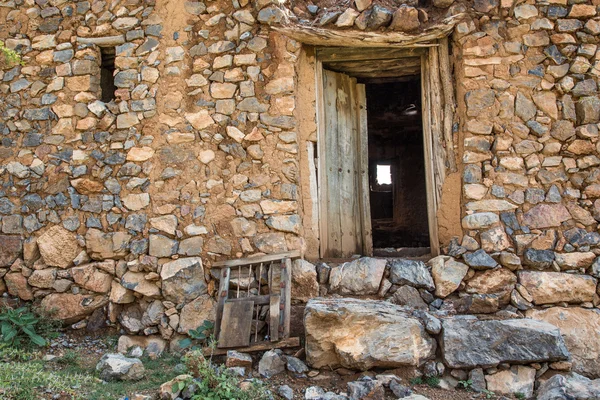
[0,346,183,400]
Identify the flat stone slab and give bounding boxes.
[305,298,435,370]
[440,316,569,368]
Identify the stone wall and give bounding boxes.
[1,0,600,391]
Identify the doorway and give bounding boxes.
[366,80,430,252]
[314,46,448,259]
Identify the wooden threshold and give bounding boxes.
[203,337,301,356]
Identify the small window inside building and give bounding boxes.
[376,164,392,186]
[99,47,116,103]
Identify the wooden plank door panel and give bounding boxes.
[322,69,366,257]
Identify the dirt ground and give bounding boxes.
[34,329,518,400]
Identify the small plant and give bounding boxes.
[458,379,473,391]
[0,40,24,66]
[58,349,81,366]
[482,389,496,399]
[182,350,270,400]
[409,376,439,387]
[409,377,423,385]
[179,320,215,351]
[423,376,440,387]
[514,392,526,399]
[0,306,47,347]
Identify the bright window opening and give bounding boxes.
[376,164,392,185]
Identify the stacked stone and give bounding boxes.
[302,256,600,397]
[283,0,457,33]
[0,0,305,342]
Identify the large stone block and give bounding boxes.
[304,298,435,370]
[329,257,386,295]
[38,225,81,268]
[440,316,569,368]
[518,271,596,305]
[160,257,207,304]
[537,373,600,400]
[40,293,108,323]
[0,235,22,267]
[527,307,600,379]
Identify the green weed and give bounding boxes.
[0,306,48,347]
[184,350,271,400]
[0,40,24,66]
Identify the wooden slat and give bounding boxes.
[212,250,301,268]
[439,37,457,173]
[281,258,292,338]
[307,141,320,240]
[217,300,254,348]
[356,83,373,256]
[429,46,447,207]
[269,294,281,341]
[203,337,301,356]
[421,52,441,257]
[214,267,230,341]
[315,59,328,258]
[226,295,271,306]
[317,47,426,62]
[338,73,360,256]
[323,70,342,257]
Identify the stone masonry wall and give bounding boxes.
[1,0,600,391]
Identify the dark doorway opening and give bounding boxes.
[100,47,116,103]
[365,78,430,252]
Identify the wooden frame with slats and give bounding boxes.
[210,251,300,352]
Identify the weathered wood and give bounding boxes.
[226,295,271,306]
[324,58,421,79]
[356,83,373,256]
[317,47,427,62]
[281,258,292,338]
[76,35,125,46]
[323,70,342,256]
[429,46,447,208]
[307,142,320,240]
[421,52,441,257]
[269,294,281,341]
[315,59,329,258]
[339,74,361,255]
[212,250,301,268]
[273,15,463,48]
[217,300,254,348]
[203,337,301,356]
[438,37,457,173]
[214,267,230,341]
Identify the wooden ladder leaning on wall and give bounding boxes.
[207,250,301,356]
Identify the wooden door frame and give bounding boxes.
[314,46,443,258]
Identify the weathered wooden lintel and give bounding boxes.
[273,14,463,48]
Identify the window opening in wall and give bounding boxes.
[99,47,116,103]
[367,79,430,252]
[375,164,392,186]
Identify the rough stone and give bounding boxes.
[388,259,435,291]
[96,354,145,381]
[38,225,80,268]
[329,258,386,295]
[527,307,600,379]
[518,271,596,305]
[305,298,435,370]
[291,259,319,302]
[160,258,207,304]
[440,316,569,368]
